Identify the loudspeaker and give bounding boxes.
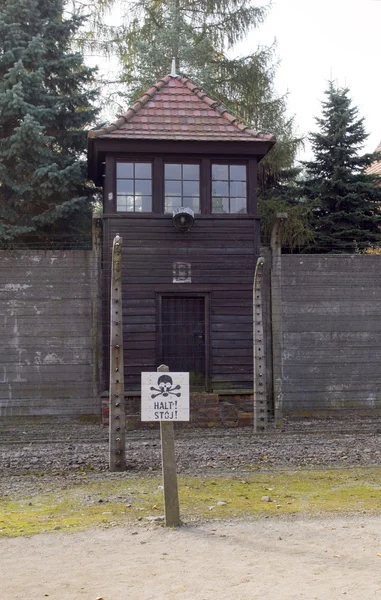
[172,207,195,232]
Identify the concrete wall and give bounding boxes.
[0,251,100,416]
[280,255,381,414]
[1,249,380,419]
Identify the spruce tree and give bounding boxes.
[0,0,98,247]
[301,82,381,253]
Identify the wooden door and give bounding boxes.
[160,296,206,389]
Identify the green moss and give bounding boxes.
[77,414,101,424]
[1,468,381,537]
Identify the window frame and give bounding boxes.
[163,160,201,215]
[211,162,248,215]
[115,159,153,213]
[107,155,256,216]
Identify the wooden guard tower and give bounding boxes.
[88,72,275,403]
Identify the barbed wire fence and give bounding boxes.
[0,220,380,474]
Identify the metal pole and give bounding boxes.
[109,234,126,471]
[253,256,267,432]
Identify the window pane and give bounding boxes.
[212,197,229,213]
[230,165,246,181]
[140,196,152,212]
[116,162,152,213]
[230,181,246,197]
[116,162,133,178]
[135,163,151,178]
[126,196,135,211]
[165,197,182,212]
[116,196,127,211]
[135,179,152,195]
[230,198,247,213]
[165,180,182,196]
[183,197,200,213]
[183,164,199,180]
[212,165,228,180]
[212,181,229,197]
[183,180,199,196]
[165,164,182,180]
[117,179,134,195]
[134,196,152,212]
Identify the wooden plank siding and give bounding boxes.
[102,215,258,392]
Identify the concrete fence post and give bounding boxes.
[91,214,102,415]
[253,256,267,432]
[270,213,288,427]
[109,234,126,471]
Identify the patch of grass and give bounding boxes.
[179,469,381,518]
[1,468,381,537]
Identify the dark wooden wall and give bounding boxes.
[103,215,258,392]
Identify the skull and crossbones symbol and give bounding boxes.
[150,375,181,399]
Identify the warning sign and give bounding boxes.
[141,372,190,421]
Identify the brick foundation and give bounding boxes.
[101,392,254,428]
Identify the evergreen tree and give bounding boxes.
[301,82,381,253]
[0,0,98,247]
[82,0,300,196]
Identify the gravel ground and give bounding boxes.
[1,416,381,497]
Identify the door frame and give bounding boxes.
[156,291,211,392]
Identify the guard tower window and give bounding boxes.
[116,162,152,212]
[164,163,200,214]
[211,164,247,214]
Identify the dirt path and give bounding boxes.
[2,515,381,600]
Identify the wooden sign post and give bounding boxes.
[141,365,190,527]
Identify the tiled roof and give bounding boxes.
[366,142,381,176]
[88,74,275,143]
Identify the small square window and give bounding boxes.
[183,180,199,196]
[166,180,182,197]
[135,163,151,178]
[183,197,200,213]
[230,165,246,181]
[117,179,134,195]
[212,165,228,181]
[230,198,247,213]
[211,164,247,214]
[165,164,182,180]
[116,162,152,212]
[183,165,199,180]
[165,197,183,212]
[212,197,229,213]
[230,181,246,198]
[164,163,200,213]
[116,196,128,211]
[117,163,133,178]
[135,179,152,196]
[212,181,229,197]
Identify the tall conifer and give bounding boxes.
[0,0,98,246]
[302,82,381,253]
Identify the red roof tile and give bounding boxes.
[88,74,275,144]
[366,142,381,176]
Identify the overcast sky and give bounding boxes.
[93,0,381,161]
[241,0,381,160]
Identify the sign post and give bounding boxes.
[141,365,190,527]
